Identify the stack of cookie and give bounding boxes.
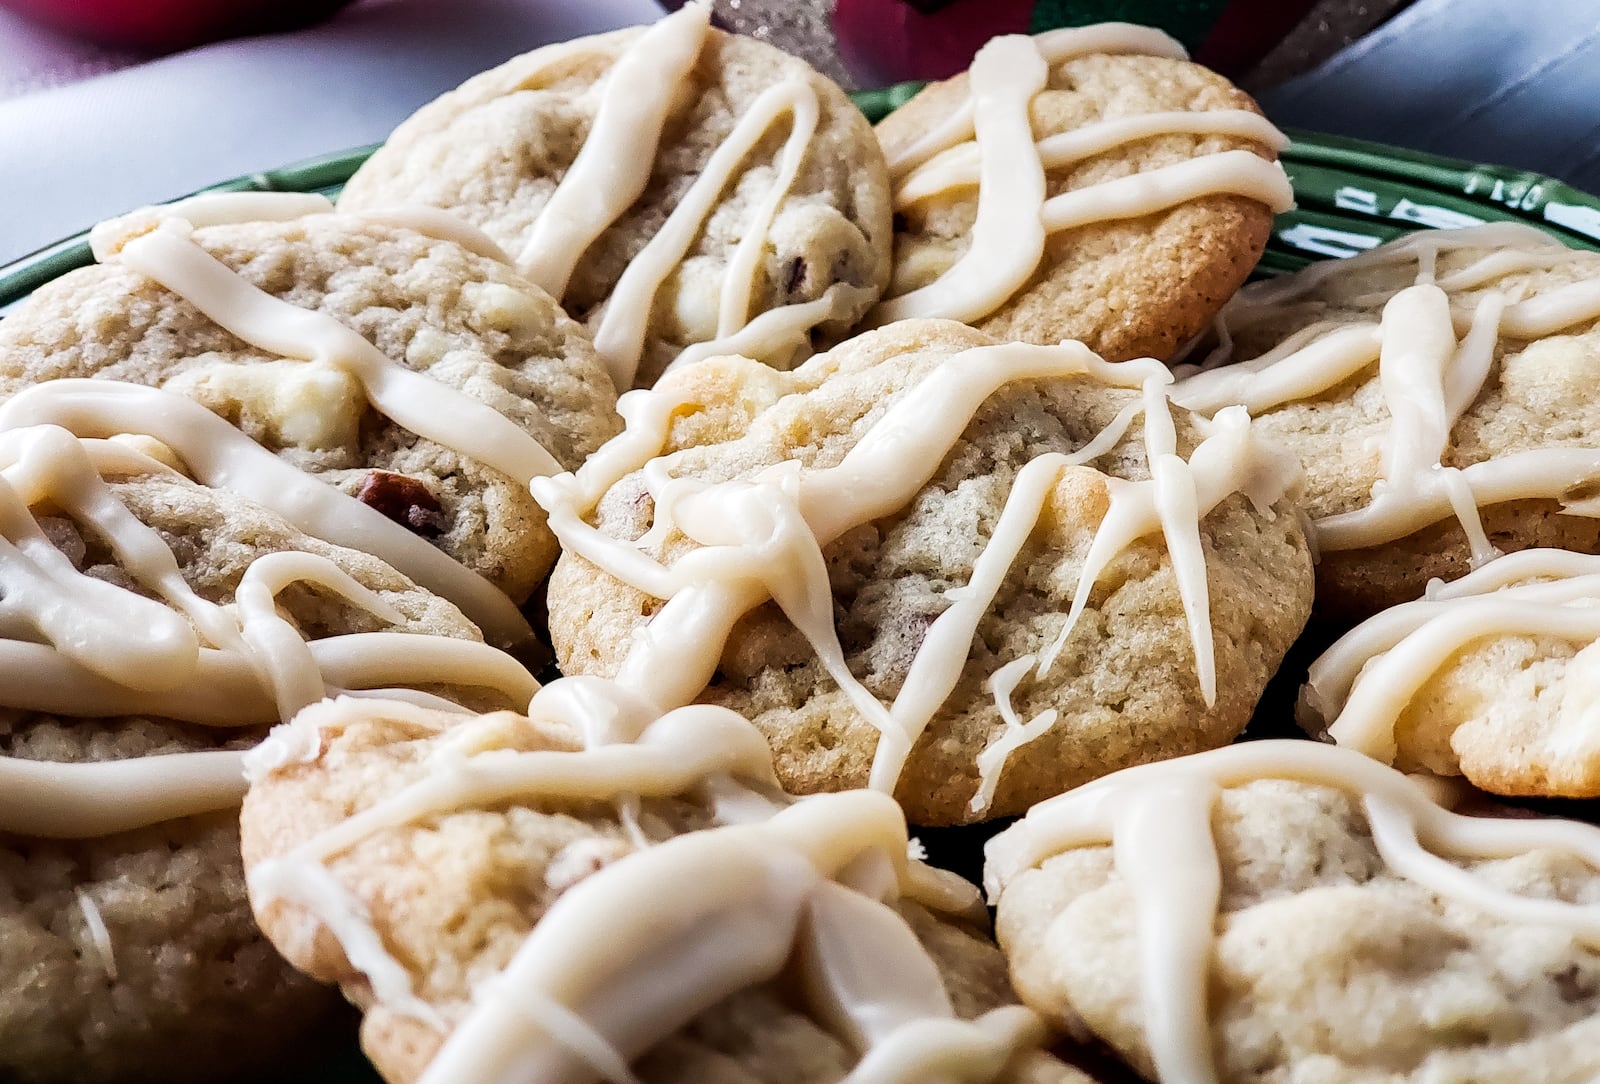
[7,3,1600,1083]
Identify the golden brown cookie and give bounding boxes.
[0,206,620,615]
[340,7,892,389]
[877,29,1287,362]
[0,451,526,1084]
[989,740,1600,1084]
[1300,548,1600,797]
[241,694,1091,1084]
[1173,224,1600,624]
[543,319,1312,824]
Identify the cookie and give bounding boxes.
[875,26,1290,362]
[0,193,621,639]
[1,721,343,1084]
[240,688,1092,1084]
[339,4,892,389]
[1173,223,1600,623]
[1300,547,1600,797]
[540,318,1312,824]
[987,740,1600,1084]
[0,427,537,1084]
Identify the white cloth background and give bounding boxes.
[3,0,1599,265]
[0,0,659,263]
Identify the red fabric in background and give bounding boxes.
[833,0,1035,86]
[832,0,1331,87]
[1194,0,1319,77]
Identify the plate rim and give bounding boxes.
[5,116,1600,314]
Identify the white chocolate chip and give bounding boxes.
[405,327,455,368]
[165,359,364,452]
[465,281,547,335]
[666,257,723,342]
[1500,336,1600,413]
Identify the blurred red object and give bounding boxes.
[1193,0,1318,77]
[0,0,358,51]
[834,0,1034,87]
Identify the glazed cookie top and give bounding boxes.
[876,25,1291,362]
[0,193,622,640]
[988,740,1600,1084]
[538,319,1310,823]
[0,423,538,844]
[1174,223,1600,569]
[1302,547,1600,797]
[241,686,1085,1084]
[340,4,892,390]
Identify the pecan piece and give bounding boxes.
[356,471,447,537]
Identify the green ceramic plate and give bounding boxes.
[3,94,1599,1084]
[7,95,1600,312]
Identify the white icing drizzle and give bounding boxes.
[234,551,407,719]
[348,206,515,264]
[536,339,1296,804]
[262,705,778,874]
[0,426,205,689]
[1174,227,1600,557]
[91,191,517,267]
[883,23,1191,179]
[256,851,446,1024]
[1303,548,1600,763]
[875,26,1292,327]
[110,220,561,483]
[985,739,1600,1084]
[0,380,532,646]
[243,693,455,785]
[1039,149,1293,232]
[540,344,1152,747]
[970,655,1057,816]
[317,635,539,714]
[0,419,540,840]
[872,36,1049,325]
[1030,21,1190,65]
[592,76,823,388]
[87,192,335,256]
[515,1,712,296]
[1172,322,1382,414]
[716,84,819,340]
[1035,395,1300,702]
[248,683,1024,1083]
[659,283,879,378]
[80,189,587,642]
[0,636,523,728]
[0,749,248,837]
[487,0,874,385]
[413,794,925,1084]
[1218,222,1566,316]
[894,109,1288,208]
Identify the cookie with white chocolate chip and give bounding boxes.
[876,26,1289,363]
[542,318,1313,825]
[239,691,1092,1084]
[1173,223,1600,623]
[0,202,621,620]
[1299,548,1600,799]
[0,447,529,1084]
[988,741,1600,1084]
[338,3,892,390]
